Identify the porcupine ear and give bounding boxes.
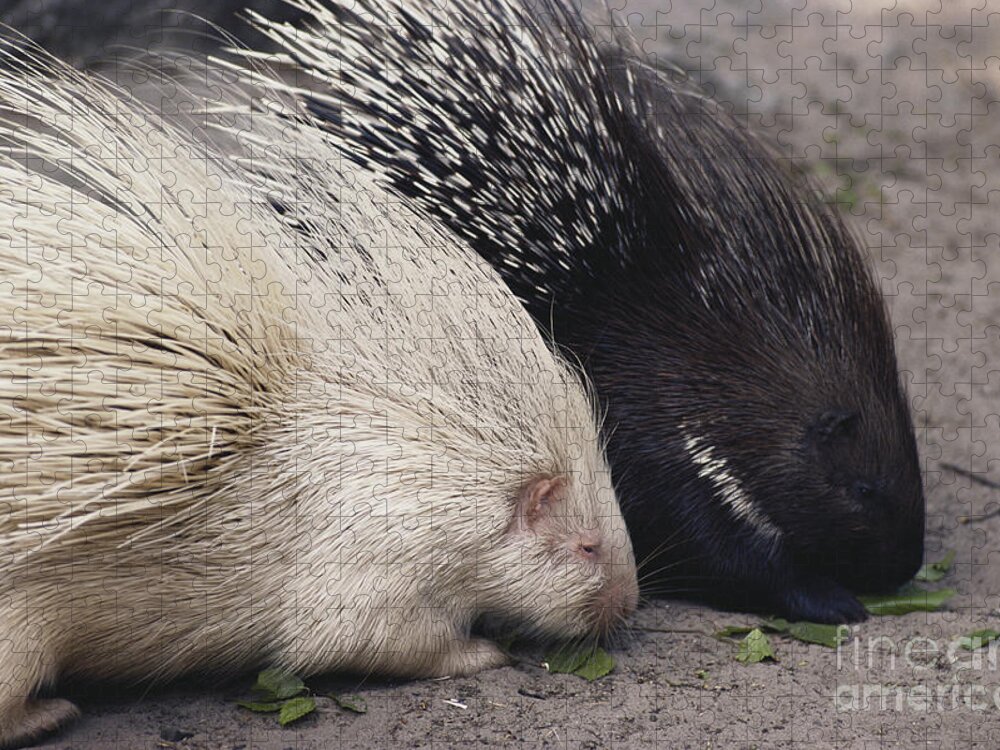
[511,476,568,533]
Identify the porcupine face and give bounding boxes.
[653,286,925,601]
[486,470,638,643]
[598,346,924,604]
[749,249,924,597]
[624,372,924,614]
[790,394,926,593]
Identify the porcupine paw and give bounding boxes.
[0,698,80,750]
[429,637,512,678]
[780,578,868,624]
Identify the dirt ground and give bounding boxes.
[9,0,1000,747]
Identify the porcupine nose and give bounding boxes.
[595,567,640,636]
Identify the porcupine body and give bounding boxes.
[241,0,926,623]
[0,39,636,749]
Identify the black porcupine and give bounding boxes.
[244,0,926,623]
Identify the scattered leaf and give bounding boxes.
[760,618,790,632]
[573,648,615,681]
[544,644,615,680]
[717,618,844,649]
[278,696,316,726]
[959,629,1000,651]
[331,694,368,714]
[544,644,590,674]
[237,701,282,713]
[252,668,306,701]
[915,550,956,583]
[715,625,755,639]
[695,669,709,680]
[786,622,848,649]
[859,585,955,616]
[735,628,776,664]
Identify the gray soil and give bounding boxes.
[7,0,1000,747]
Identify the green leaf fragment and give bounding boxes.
[331,694,368,714]
[573,648,615,681]
[959,629,1000,651]
[859,585,955,616]
[718,618,844,649]
[252,668,307,701]
[544,644,615,680]
[237,701,283,713]
[786,622,848,649]
[278,696,316,726]
[695,669,709,680]
[761,617,845,648]
[915,550,956,582]
[735,629,776,663]
[716,625,756,639]
[760,618,790,632]
[544,644,591,674]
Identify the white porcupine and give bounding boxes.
[233,0,926,624]
[0,40,637,749]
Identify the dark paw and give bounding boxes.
[779,579,868,624]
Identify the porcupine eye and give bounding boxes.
[576,539,601,561]
[852,481,876,502]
